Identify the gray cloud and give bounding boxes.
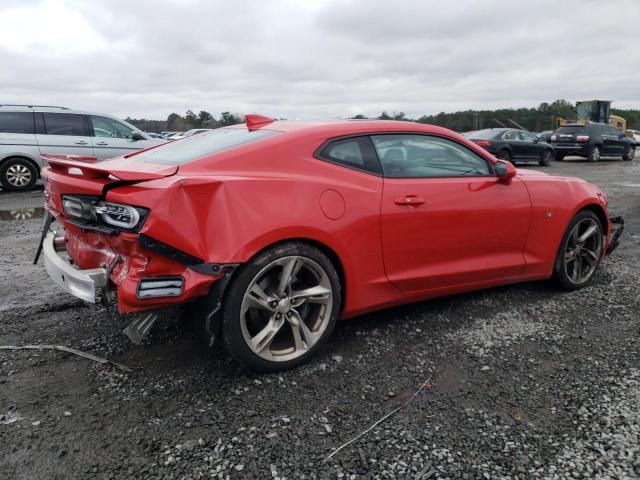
[1,0,639,120]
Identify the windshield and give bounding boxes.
[132,128,279,165]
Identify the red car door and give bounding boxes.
[374,134,531,293]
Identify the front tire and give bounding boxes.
[222,242,341,372]
[588,145,601,162]
[553,210,604,290]
[539,150,552,166]
[623,145,635,161]
[0,158,38,191]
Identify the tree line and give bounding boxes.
[125,110,243,132]
[366,100,640,132]
[126,101,640,133]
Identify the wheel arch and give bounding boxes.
[230,235,348,314]
[578,203,609,237]
[0,155,41,179]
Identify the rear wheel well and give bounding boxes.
[0,156,41,178]
[238,238,346,312]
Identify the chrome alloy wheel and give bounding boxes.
[563,217,603,284]
[6,164,32,187]
[239,256,333,362]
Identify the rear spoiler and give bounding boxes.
[41,154,177,182]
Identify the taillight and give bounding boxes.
[474,140,491,148]
[550,135,557,142]
[62,195,149,232]
[94,202,149,230]
[576,135,590,142]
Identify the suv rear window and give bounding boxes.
[0,112,34,134]
[556,125,586,134]
[133,128,279,165]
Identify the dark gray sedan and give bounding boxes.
[468,128,554,166]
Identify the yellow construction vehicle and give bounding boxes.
[555,100,632,137]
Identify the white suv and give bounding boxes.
[0,105,166,191]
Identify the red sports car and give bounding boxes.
[39,115,622,371]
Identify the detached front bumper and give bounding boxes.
[606,215,624,255]
[43,231,107,303]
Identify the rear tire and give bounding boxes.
[221,242,342,372]
[553,210,604,291]
[555,152,565,161]
[588,145,601,162]
[623,145,635,161]
[0,158,38,191]
[498,149,512,163]
[539,150,552,166]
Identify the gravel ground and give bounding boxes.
[1,156,639,479]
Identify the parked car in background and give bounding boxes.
[168,128,213,141]
[40,116,621,371]
[628,129,640,145]
[537,130,553,143]
[468,128,553,166]
[161,131,181,139]
[145,132,166,139]
[0,105,166,191]
[550,123,635,162]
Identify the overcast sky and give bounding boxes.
[1,0,639,120]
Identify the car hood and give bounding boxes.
[516,168,549,177]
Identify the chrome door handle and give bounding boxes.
[75,141,88,145]
[394,195,425,206]
[96,142,108,146]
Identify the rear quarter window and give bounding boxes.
[133,128,279,165]
[0,112,34,134]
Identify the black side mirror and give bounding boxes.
[495,162,508,177]
[131,132,145,141]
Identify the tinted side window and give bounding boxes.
[317,137,381,174]
[0,112,34,134]
[43,113,87,136]
[520,132,537,142]
[371,134,492,178]
[503,130,520,140]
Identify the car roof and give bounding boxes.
[229,119,463,139]
[0,105,131,120]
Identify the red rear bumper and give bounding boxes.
[54,218,221,313]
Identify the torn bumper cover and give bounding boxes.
[606,215,624,255]
[43,231,107,303]
[42,226,227,313]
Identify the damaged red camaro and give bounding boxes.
[38,115,623,371]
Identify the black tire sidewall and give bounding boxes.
[221,242,342,372]
[540,150,552,166]
[553,210,603,290]
[0,158,38,191]
[623,145,634,161]
[498,149,512,162]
